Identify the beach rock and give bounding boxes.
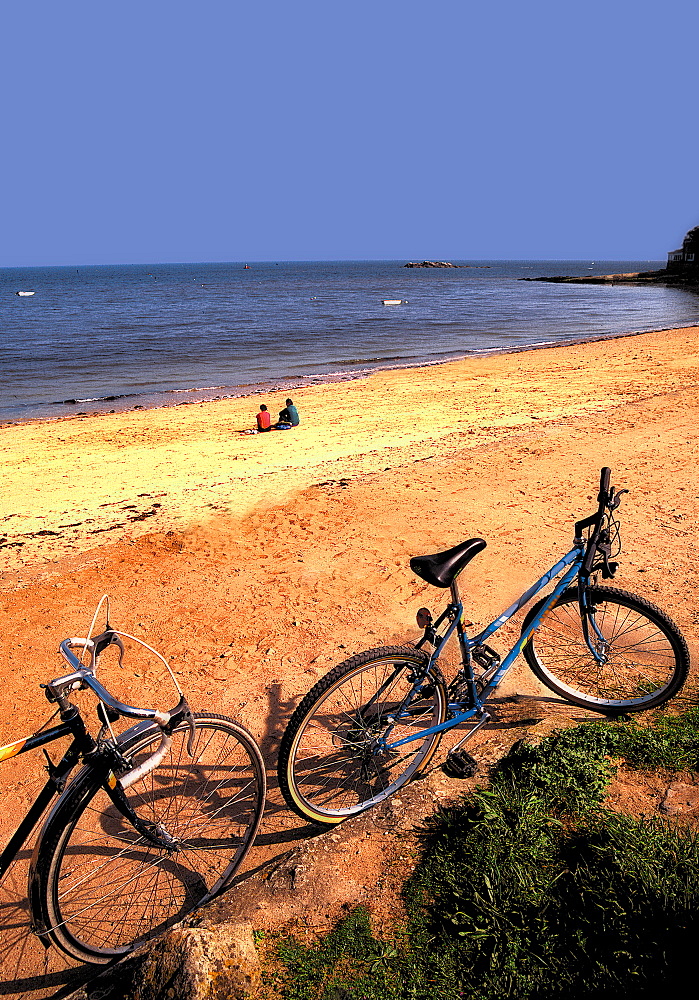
[131,922,259,1000]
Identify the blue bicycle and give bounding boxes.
[278,469,690,825]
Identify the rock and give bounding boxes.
[403,261,459,268]
[659,782,699,816]
[131,922,260,1000]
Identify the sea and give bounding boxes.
[2,260,698,424]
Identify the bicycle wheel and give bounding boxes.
[30,714,265,964]
[522,586,689,712]
[278,646,448,826]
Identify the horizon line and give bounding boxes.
[0,256,667,271]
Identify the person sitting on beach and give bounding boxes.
[277,398,300,427]
[256,404,272,432]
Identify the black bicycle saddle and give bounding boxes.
[409,538,487,588]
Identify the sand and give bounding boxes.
[2,325,698,571]
[1,324,698,995]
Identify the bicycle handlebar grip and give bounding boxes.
[598,467,611,501]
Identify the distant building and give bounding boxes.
[667,225,699,273]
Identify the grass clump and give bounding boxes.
[266,907,405,1000]
[268,712,699,999]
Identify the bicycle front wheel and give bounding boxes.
[278,647,448,826]
[31,714,265,964]
[522,586,689,712]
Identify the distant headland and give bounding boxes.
[524,224,699,286]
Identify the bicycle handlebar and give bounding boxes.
[48,633,189,794]
[54,637,171,726]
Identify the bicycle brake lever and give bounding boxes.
[594,540,618,579]
[608,488,629,512]
[92,630,126,669]
[176,702,197,756]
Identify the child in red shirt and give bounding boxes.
[256,404,272,431]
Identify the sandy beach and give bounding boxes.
[2,322,698,735]
[1,324,698,994]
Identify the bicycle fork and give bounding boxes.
[578,580,610,664]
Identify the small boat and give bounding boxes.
[382,299,402,305]
[16,290,35,296]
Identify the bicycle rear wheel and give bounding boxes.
[278,647,448,826]
[30,714,265,964]
[522,586,689,712]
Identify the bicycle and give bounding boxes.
[0,600,266,965]
[278,468,690,825]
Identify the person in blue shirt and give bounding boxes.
[278,398,300,427]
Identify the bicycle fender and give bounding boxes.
[28,767,103,942]
[115,718,161,747]
[26,723,156,939]
[27,837,50,942]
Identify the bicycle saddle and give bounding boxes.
[409,538,486,588]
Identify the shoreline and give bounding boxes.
[2,322,696,429]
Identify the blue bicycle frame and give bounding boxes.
[386,542,590,751]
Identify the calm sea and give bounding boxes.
[1,260,698,423]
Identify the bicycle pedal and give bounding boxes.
[443,750,478,779]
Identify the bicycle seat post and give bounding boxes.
[451,576,469,658]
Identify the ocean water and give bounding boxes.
[1,260,698,423]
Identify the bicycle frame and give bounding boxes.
[0,684,184,886]
[386,542,588,751]
[0,718,94,883]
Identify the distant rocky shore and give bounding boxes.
[525,224,699,287]
[522,269,699,287]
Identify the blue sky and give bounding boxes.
[2,0,697,266]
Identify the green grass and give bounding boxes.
[267,710,699,1000]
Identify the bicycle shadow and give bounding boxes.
[0,847,100,1000]
[249,681,327,847]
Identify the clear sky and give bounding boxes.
[2,0,697,266]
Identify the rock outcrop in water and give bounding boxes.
[404,260,459,268]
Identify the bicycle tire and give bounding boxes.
[30,713,265,964]
[522,586,689,712]
[278,646,448,826]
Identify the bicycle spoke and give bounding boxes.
[280,649,447,822]
[36,717,264,962]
